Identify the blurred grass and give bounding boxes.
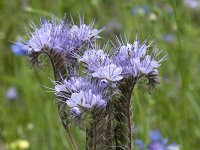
[0,0,200,149]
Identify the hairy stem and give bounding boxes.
[114,78,136,150]
[127,87,133,150]
[43,48,78,150]
[93,118,97,150]
[106,101,114,150]
[85,129,89,150]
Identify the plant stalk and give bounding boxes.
[93,118,97,150]
[44,49,78,150]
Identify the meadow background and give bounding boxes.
[0,0,200,149]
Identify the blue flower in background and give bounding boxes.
[11,42,27,56]
[131,5,150,16]
[6,87,17,100]
[135,130,180,150]
[184,0,200,9]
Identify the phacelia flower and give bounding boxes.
[138,55,160,75]
[25,17,70,53]
[11,42,27,56]
[113,37,162,78]
[135,130,180,150]
[70,23,102,47]
[92,64,123,82]
[54,76,108,116]
[79,49,111,72]
[54,83,68,94]
[63,77,89,92]
[66,89,107,115]
[54,77,89,97]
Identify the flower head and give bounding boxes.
[70,23,102,47]
[66,89,107,115]
[184,0,200,9]
[25,17,70,53]
[138,55,160,75]
[54,76,108,116]
[79,49,111,72]
[92,64,123,82]
[11,42,27,56]
[135,130,180,150]
[113,37,162,78]
[6,87,17,100]
[64,77,89,92]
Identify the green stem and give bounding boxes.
[85,129,89,150]
[62,122,79,150]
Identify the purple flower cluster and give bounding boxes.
[20,15,164,117]
[22,16,102,56]
[55,77,107,116]
[135,130,180,150]
[79,36,164,84]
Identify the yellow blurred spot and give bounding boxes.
[149,13,157,22]
[9,139,30,150]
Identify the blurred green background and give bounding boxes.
[0,0,200,149]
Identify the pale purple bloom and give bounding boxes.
[135,130,180,150]
[92,64,123,82]
[79,49,111,72]
[114,38,158,77]
[63,77,89,92]
[66,89,107,115]
[149,130,166,142]
[138,55,160,75]
[163,34,175,43]
[115,39,147,63]
[54,84,68,93]
[131,5,150,16]
[184,0,200,8]
[6,87,17,100]
[71,107,82,116]
[23,16,103,60]
[11,42,27,56]
[54,76,108,116]
[135,139,144,149]
[54,77,89,94]
[25,18,70,53]
[70,23,102,46]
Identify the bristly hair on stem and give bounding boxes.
[114,77,136,150]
